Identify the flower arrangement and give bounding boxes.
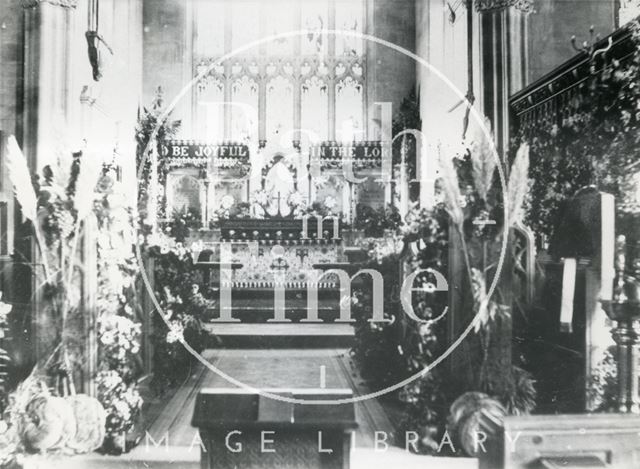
[135,87,182,226]
[353,203,402,237]
[515,20,640,243]
[95,370,142,453]
[164,206,201,242]
[323,195,338,212]
[92,168,144,454]
[143,234,213,392]
[5,136,103,390]
[214,195,251,221]
[247,188,310,219]
[5,137,144,456]
[349,118,537,453]
[98,316,141,367]
[288,191,307,216]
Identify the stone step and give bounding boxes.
[204,323,355,348]
[206,294,347,323]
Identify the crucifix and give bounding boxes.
[86,0,113,81]
[445,0,476,140]
[447,0,534,139]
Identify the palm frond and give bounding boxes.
[506,143,530,227]
[471,268,489,332]
[49,148,74,196]
[6,136,38,222]
[438,149,464,227]
[470,117,497,201]
[74,153,102,221]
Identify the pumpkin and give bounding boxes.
[448,391,506,456]
[19,396,76,453]
[65,394,106,453]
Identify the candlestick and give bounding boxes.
[600,235,640,414]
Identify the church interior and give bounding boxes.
[1,0,640,468]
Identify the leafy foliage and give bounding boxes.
[587,346,618,412]
[164,206,202,242]
[352,203,402,237]
[135,87,182,225]
[516,20,640,242]
[351,115,538,453]
[144,241,213,393]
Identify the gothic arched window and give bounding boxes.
[193,0,366,146]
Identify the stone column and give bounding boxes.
[22,0,78,170]
[22,0,78,365]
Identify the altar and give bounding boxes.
[150,137,392,329]
[158,138,388,229]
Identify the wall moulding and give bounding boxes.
[475,0,533,13]
[22,0,77,9]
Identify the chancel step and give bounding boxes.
[204,323,354,348]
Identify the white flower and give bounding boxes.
[419,323,432,337]
[252,189,269,206]
[113,400,131,420]
[288,191,305,207]
[220,194,235,210]
[0,292,12,325]
[324,196,337,210]
[166,320,184,344]
[97,370,123,392]
[146,232,162,247]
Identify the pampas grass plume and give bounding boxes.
[73,153,102,221]
[6,136,38,222]
[438,148,464,228]
[506,143,530,227]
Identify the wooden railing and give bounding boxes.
[510,23,637,133]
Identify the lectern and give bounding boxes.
[192,388,357,469]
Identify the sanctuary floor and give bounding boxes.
[140,348,394,447]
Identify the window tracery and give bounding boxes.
[193,0,366,145]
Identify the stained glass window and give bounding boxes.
[335,0,363,56]
[301,0,329,55]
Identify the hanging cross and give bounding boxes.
[449,0,533,139]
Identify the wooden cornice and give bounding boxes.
[510,22,637,119]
